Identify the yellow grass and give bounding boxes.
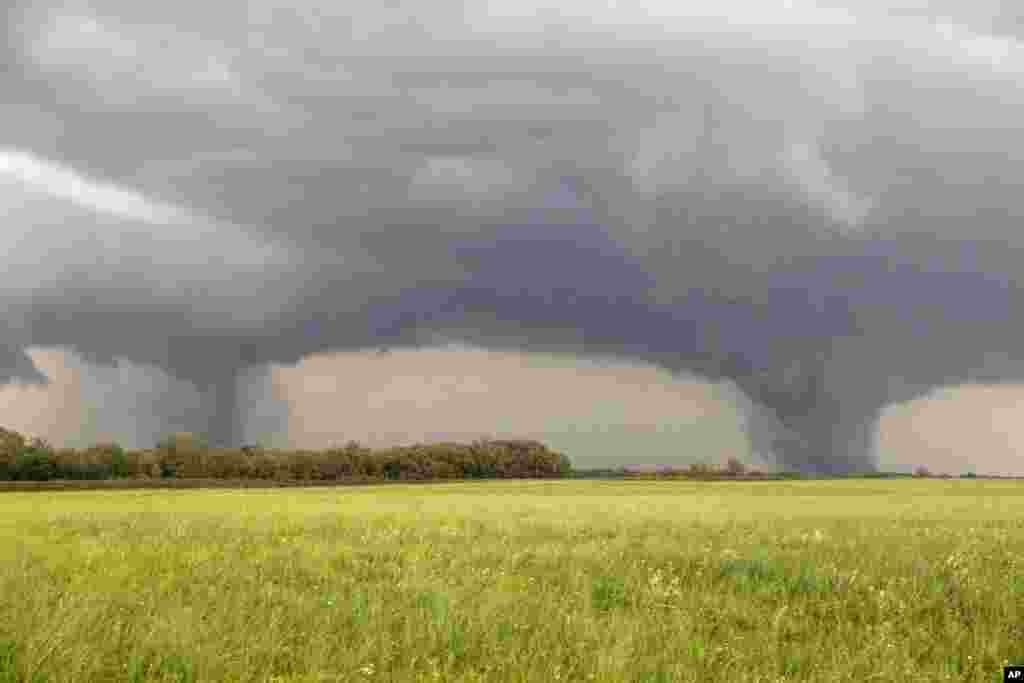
[1,479,1023,681]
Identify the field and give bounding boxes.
[1,480,1023,682]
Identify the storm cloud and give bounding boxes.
[4,0,1024,469]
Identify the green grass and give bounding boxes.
[1,479,1024,681]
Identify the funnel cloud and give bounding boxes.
[5,1,1024,471]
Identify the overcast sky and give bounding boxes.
[4,1,1024,472]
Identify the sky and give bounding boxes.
[3,1,1024,472]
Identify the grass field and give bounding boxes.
[1,479,1023,682]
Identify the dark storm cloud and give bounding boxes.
[0,346,48,386]
[4,0,1024,466]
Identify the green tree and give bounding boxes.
[0,427,27,478]
[13,437,56,481]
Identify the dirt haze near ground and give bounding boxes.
[875,383,1024,477]
[1,346,1021,475]
[269,346,754,469]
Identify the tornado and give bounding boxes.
[197,372,243,448]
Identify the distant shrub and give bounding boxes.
[724,457,748,477]
[82,442,129,478]
[110,446,129,478]
[687,462,715,479]
[201,449,238,479]
[54,460,111,480]
[132,450,161,478]
[571,468,626,479]
[156,432,210,478]
[860,471,912,479]
[0,427,26,463]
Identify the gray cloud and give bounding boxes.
[3,0,1024,468]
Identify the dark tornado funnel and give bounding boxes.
[198,371,243,448]
[727,347,884,474]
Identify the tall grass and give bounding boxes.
[1,479,1023,681]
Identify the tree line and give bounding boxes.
[0,427,572,483]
